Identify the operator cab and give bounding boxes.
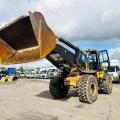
[83,49,110,71]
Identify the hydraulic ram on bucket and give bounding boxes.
[0,11,56,64]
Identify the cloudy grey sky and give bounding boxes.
[0,0,120,67]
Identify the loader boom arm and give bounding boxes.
[0,11,88,72]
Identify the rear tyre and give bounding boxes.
[77,75,98,104]
[99,75,112,94]
[49,76,68,99]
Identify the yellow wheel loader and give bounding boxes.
[0,11,112,103]
[83,49,112,94]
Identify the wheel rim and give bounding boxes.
[90,83,96,96]
[108,79,112,90]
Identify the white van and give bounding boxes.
[108,66,120,82]
[48,68,62,78]
[39,69,49,79]
[26,70,39,78]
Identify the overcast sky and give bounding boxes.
[0,0,120,67]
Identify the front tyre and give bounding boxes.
[49,76,68,99]
[99,75,112,94]
[77,75,98,104]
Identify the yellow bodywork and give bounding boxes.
[64,67,81,87]
[85,63,90,70]
[64,75,81,87]
[96,70,105,79]
[96,70,114,81]
[110,75,114,81]
[0,75,16,83]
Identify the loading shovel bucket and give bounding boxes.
[0,11,56,65]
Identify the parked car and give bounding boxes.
[48,68,62,78]
[0,70,7,79]
[26,71,39,78]
[34,73,39,78]
[39,70,49,79]
[16,72,20,78]
[20,72,26,78]
[29,72,36,78]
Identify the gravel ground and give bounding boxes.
[0,79,120,120]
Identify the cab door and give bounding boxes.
[98,50,110,70]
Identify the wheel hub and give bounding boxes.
[90,83,96,96]
[108,79,112,90]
